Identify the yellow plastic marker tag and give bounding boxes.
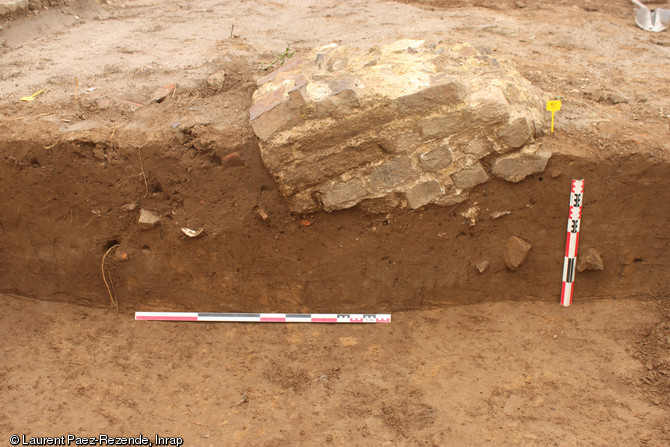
[546,100,561,133]
[21,89,45,102]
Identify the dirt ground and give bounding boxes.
[1,0,669,445]
[1,292,668,446]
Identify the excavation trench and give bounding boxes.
[1,138,668,312]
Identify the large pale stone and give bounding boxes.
[357,193,404,214]
[404,180,442,209]
[368,157,414,190]
[250,40,545,212]
[249,81,304,142]
[380,131,422,154]
[319,178,367,211]
[397,78,467,116]
[467,87,510,126]
[490,146,552,183]
[450,162,490,190]
[418,143,453,172]
[419,113,463,139]
[463,136,493,159]
[498,115,532,150]
[272,140,384,196]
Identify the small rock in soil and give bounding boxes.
[95,97,112,111]
[207,70,226,90]
[151,84,176,103]
[504,236,532,271]
[181,227,203,238]
[255,207,269,221]
[138,209,161,230]
[122,202,139,211]
[460,206,479,227]
[223,152,247,167]
[491,210,510,220]
[475,260,490,273]
[577,247,604,272]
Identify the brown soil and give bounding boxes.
[1,0,669,445]
[1,292,668,446]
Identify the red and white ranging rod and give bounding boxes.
[135,312,391,323]
[560,179,584,307]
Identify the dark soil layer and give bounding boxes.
[1,1,668,445]
[1,133,668,312]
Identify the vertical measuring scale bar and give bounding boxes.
[560,179,584,307]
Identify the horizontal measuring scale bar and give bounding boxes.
[135,312,392,323]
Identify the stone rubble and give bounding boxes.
[0,0,28,17]
[249,40,550,213]
[577,247,604,272]
[504,236,532,271]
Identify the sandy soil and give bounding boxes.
[1,0,669,445]
[1,292,668,446]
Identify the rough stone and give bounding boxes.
[250,40,545,212]
[460,205,479,226]
[319,178,367,211]
[450,162,489,190]
[368,157,414,190]
[287,190,320,213]
[419,113,462,139]
[498,115,532,150]
[419,143,453,172]
[271,139,385,197]
[404,180,442,209]
[583,86,628,105]
[222,152,247,167]
[475,260,490,273]
[577,248,604,272]
[504,236,532,271]
[433,189,469,207]
[138,209,161,230]
[602,90,628,105]
[94,97,112,111]
[357,194,404,214]
[490,145,552,183]
[207,70,226,90]
[397,78,467,115]
[463,136,493,158]
[249,82,296,142]
[380,131,421,154]
[151,84,175,103]
[0,0,28,16]
[467,87,509,126]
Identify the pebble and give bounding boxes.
[151,84,176,103]
[138,209,161,230]
[222,152,247,167]
[504,236,532,271]
[475,260,489,273]
[577,247,604,272]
